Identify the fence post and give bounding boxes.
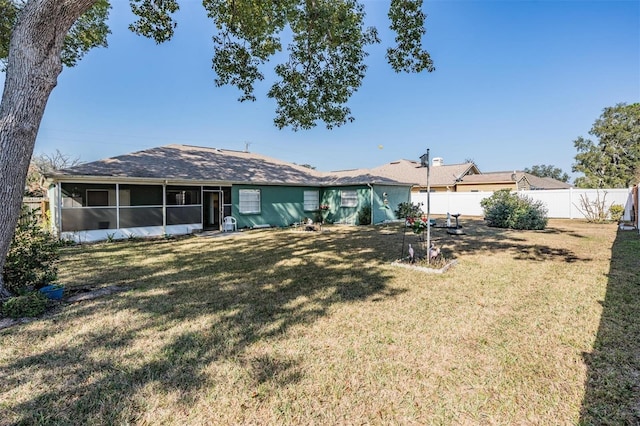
[569,187,574,219]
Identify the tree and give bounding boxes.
[524,164,569,183]
[25,150,82,197]
[572,103,640,188]
[0,0,434,297]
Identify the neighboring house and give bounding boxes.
[367,157,480,193]
[46,144,412,242]
[455,171,572,192]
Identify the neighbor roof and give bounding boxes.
[523,174,573,189]
[368,159,480,187]
[51,144,410,186]
[458,171,572,189]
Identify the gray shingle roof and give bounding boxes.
[368,159,479,187]
[51,144,409,186]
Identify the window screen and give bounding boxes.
[239,189,261,214]
[341,190,358,207]
[304,190,319,211]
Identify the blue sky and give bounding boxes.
[6,0,639,180]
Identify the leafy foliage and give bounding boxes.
[1,291,49,318]
[0,0,17,69]
[609,204,625,222]
[1,0,434,131]
[62,0,111,67]
[573,103,640,188]
[524,164,570,183]
[129,0,179,43]
[405,216,430,234]
[267,0,380,130]
[480,189,548,230]
[386,0,434,73]
[357,205,371,225]
[394,201,423,219]
[208,0,290,103]
[3,208,60,295]
[205,0,432,130]
[0,0,110,69]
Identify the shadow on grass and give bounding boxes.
[580,229,640,424]
[410,218,589,263]
[1,228,405,424]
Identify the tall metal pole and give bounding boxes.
[426,149,431,265]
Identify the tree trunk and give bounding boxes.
[0,0,95,298]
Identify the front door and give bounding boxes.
[203,191,222,230]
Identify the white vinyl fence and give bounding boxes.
[412,188,634,220]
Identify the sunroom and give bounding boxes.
[50,181,232,243]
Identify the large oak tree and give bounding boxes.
[573,103,640,188]
[0,0,434,297]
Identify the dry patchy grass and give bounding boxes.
[1,219,637,425]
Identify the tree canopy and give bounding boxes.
[524,164,569,183]
[573,103,640,188]
[1,0,434,130]
[0,0,111,70]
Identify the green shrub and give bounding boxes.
[480,189,548,230]
[395,202,422,219]
[3,207,60,295]
[609,204,625,222]
[357,205,371,225]
[1,292,49,318]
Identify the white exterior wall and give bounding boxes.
[413,188,633,220]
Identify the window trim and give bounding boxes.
[340,190,358,208]
[303,190,320,211]
[239,189,261,214]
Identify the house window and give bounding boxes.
[239,189,261,214]
[340,190,358,207]
[304,190,319,211]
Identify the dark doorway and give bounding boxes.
[203,191,222,230]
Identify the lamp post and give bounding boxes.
[420,149,431,265]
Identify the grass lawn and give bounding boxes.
[1,218,638,424]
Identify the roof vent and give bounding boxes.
[432,157,444,167]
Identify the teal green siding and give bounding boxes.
[232,185,322,228]
[371,184,411,224]
[320,186,370,225]
[232,183,411,228]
